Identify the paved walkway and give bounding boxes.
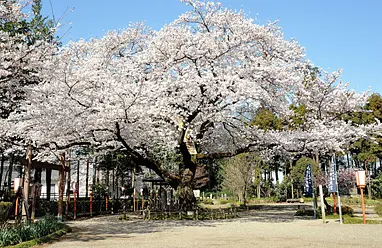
[40,205,382,248]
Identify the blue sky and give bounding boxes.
[42,0,382,94]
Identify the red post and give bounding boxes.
[360,187,366,224]
[90,192,93,217]
[106,195,109,212]
[333,192,337,214]
[133,188,136,212]
[15,196,19,220]
[74,191,77,220]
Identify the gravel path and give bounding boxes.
[40,205,381,248]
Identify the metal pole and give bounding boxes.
[337,194,343,224]
[360,187,366,224]
[319,185,326,224]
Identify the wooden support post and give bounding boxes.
[66,162,71,215]
[57,153,65,222]
[23,145,32,220]
[46,169,52,201]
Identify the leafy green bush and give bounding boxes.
[0,215,63,246]
[202,199,214,205]
[341,205,354,216]
[0,202,12,224]
[375,203,382,217]
[274,178,291,202]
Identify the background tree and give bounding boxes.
[221,153,258,205]
[0,0,56,155]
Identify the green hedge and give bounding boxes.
[0,202,12,224]
[0,215,64,247]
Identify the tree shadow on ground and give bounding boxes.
[236,204,315,223]
[59,204,315,243]
[60,216,218,243]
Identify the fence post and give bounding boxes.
[90,191,93,217]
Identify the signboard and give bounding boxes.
[184,128,197,155]
[328,156,338,193]
[304,164,313,195]
[193,190,200,198]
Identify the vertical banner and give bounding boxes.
[329,156,337,193]
[304,164,313,196]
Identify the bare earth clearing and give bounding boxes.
[40,205,381,248]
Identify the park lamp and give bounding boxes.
[356,171,366,188]
[355,170,367,224]
[14,178,23,193]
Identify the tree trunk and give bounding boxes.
[86,159,89,198]
[46,169,52,200]
[0,154,4,191]
[7,153,14,196]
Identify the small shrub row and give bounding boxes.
[144,210,238,221]
[0,202,12,224]
[0,215,63,247]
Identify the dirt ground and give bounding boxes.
[40,205,381,248]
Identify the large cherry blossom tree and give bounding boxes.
[6,0,377,208]
[0,0,55,153]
